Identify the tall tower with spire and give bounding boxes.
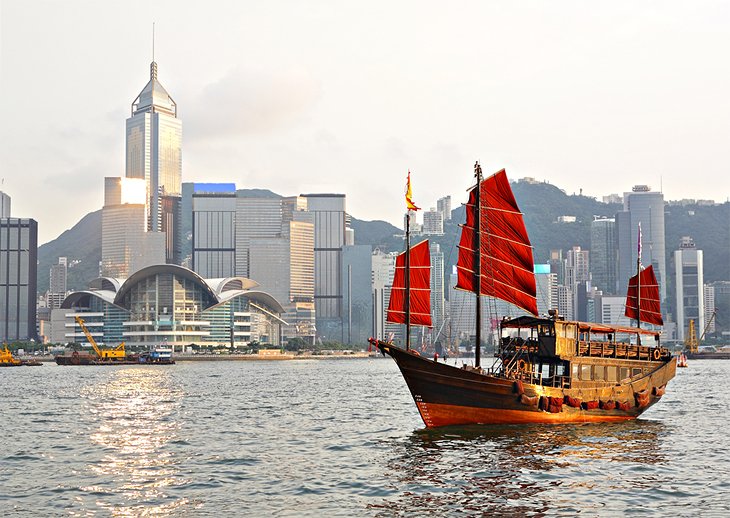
[125,58,182,264]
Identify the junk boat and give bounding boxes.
[369,163,676,427]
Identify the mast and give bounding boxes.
[474,162,482,367]
[636,222,642,343]
[405,210,411,351]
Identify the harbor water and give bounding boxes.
[2,358,729,516]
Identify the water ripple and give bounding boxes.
[2,359,730,515]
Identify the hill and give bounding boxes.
[38,209,102,293]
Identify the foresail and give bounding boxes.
[387,239,433,327]
[455,169,538,316]
[625,265,664,326]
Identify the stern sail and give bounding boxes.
[625,265,663,326]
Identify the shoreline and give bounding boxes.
[20,352,377,363]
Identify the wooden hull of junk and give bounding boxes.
[372,339,676,428]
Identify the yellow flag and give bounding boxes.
[405,171,420,211]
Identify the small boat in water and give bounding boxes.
[139,344,175,364]
[677,352,688,368]
[370,163,676,427]
[1,344,22,367]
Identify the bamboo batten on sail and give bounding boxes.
[455,169,538,316]
[625,265,664,326]
[387,239,432,327]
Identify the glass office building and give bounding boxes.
[126,61,182,264]
[0,218,38,341]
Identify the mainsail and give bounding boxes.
[625,265,663,326]
[455,168,538,316]
[387,239,432,327]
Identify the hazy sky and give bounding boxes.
[2,0,730,244]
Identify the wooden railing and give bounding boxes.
[577,340,654,360]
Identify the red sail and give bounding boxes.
[455,169,538,316]
[625,265,663,326]
[387,240,432,327]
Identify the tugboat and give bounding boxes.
[0,344,42,367]
[139,343,175,364]
[0,344,22,367]
[369,163,676,427]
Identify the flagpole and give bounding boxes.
[405,209,411,351]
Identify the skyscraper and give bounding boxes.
[437,196,452,222]
[303,193,347,340]
[674,236,704,341]
[0,191,10,218]
[372,248,397,341]
[430,243,445,339]
[48,257,68,310]
[192,183,237,278]
[617,185,666,302]
[126,60,182,264]
[0,218,38,341]
[590,216,618,294]
[101,177,165,278]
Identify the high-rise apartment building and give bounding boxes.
[617,185,666,302]
[437,196,452,222]
[192,183,236,278]
[372,248,397,341]
[126,60,182,264]
[0,218,38,341]
[590,216,618,294]
[101,177,165,277]
[48,257,68,310]
[422,208,444,235]
[712,281,730,339]
[303,193,347,340]
[704,284,716,337]
[0,191,10,218]
[674,236,704,342]
[431,243,445,339]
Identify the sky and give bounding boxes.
[2,0,730,244]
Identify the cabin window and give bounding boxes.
[594,366,605,381]
[606,366,618,382]
[572,363,579,379]
[556,364,565,377]
[580,364,592,381]
[632,367,643,378]
[620,367,630,381]
[540,364,550,378]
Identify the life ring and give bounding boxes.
[652,348,661,361]
[517,359,528,372]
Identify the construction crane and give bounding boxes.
[74,316,126,360]
[685,310,717,354]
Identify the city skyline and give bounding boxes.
[3,1,730,245]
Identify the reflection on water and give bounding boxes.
[79,367,190,516]
[372,421,669,516]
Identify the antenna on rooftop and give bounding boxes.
[152,22,155,62]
